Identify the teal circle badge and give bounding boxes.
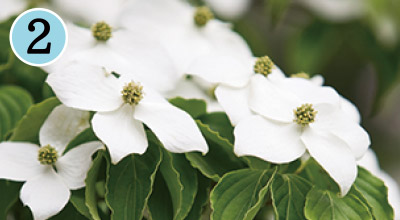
[10,8,67,66]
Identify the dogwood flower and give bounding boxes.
[121,0,251,77]
[188,54,285,125]
[44,22,179,93]
[0,105,103,220]
[358,149,400,219]
[234,75,370,195]
[47,63,208,164]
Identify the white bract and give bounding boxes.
[358,149,400,219]
[204,0,251,20]
[189,54,285,125]
[299,0,364,22]
[47,63,208,164]
[234,75,370,195]
[0,105,103,220]
[44,22,179,93]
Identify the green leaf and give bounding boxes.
[0,86,33,141]
[84,151,106,220]
[271,174,312,220]
[0,180,22,220]
[105,143,162,220]
[185,172,211,220]
[70,189,93,220]
[304,187,373,220]
[354,167,393,220]
[169,97,207,118]
[148,171,174,220]
[159,150,198,220]
[49,202,87,220]
[210,168,277,220]
[63,128,99,155]
[9,97,60,143]
[299,158,340,193]
[242,156,271,170]
[198,112,234,143]
[186,121,245,181]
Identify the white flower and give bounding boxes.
[234,75,370,195]
[299,0,364,22]
[0,0,25,22]
[0,105,103,220]
[46,63,208,164]
[44,22,179,93]
[204,0,252,20]
[358,149,400,220]
[189,54,285,125]
[121,0,251,77]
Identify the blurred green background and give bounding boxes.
[0,0,399,184]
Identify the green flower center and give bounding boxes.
[38,145,58,165]
[291,72,310,79]
[254,56,274,76]
[194,7,214,27]
[92,21,112,41]
[121,81,144,105]
[293,104,317,127]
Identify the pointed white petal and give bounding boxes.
[234,115,306,163]
[187,55,251,87]
[215,84,253,126]
[39,105,90,152]
[46,62,123,112]
[248,74,301,123]
[0,142,45,181]
[134,92,208,154]
[340,96,361,123]
[301,127,357,196]
[92,105,148,164]
[20,169,70,220]
[56,141,103,190]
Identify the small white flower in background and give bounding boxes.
[234,75,370,195]
[0,0,26,21]
[204,0,252,20]
[189,54,285,125]
[43,22,179,93]
[47,63,208,164]
[121,0,252,77]
[299,0,365,22]
[358,149,400,220]
[0,105,103,220]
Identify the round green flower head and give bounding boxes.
[92,21,112,41]
[254,56,274,76]
[194,6,214,27]
[38,145,58,165]
[122,81,144,105]
[291,72,310,79]
[294,103,318,127]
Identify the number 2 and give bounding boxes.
[27,18,51,54]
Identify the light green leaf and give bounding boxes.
[0,86,33,141]
[106,143,162,220]
[304,187,373,220]
[159,150,198,220]
[198,112,234,143]
[169,97,207,118]
[186,121,245,181]
[354,167,393,220]
[271,174,312,220]
[185,172,211,220]
[0,180,22,220]
[9,97,60,143]
[84,151,106,220]
[210,168,276,220]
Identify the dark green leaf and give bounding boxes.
[148,171,174,220]
[354,167,393,220]
[0,86,33,141]
[304,187,373,220]
[49,202,87,220]
[198,112,234,143]
[70,189,93,220]
[185,172,211,220]
[0,180,22,220]
[106,143,162,220]
[10,97,60,143]
[210,168,277,220]
[169,97,207,118]
[186,121,245,181]
[63,128,98,155]
[271,174,312,220]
